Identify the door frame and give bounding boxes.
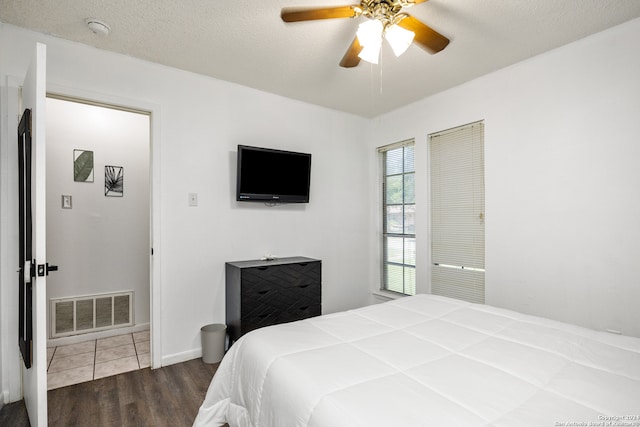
[1,76,27,404]
[47,83,163,369]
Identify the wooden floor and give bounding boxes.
[0,358,221,427]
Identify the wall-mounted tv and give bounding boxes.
[236,145,311,203]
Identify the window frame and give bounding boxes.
[379,140,416,296]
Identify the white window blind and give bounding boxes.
[379,140,416,295]
[430,122,485,304]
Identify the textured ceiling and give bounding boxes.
[2,0,640,117]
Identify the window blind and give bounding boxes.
[430,122,485,303]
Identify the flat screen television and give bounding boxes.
[236,145,311,203]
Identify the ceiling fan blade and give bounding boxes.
[397,15,449,54]
[281,5,358,22]
[339,36,363,68]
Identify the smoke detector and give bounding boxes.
[85,19,110,36]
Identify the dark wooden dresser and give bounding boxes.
[225,257,321,344]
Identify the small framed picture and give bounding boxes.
[61,195,72,209]
[73,150,94,182]
[105,165,124,197]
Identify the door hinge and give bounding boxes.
[22,260,35,283]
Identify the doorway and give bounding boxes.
[44,96,151,388]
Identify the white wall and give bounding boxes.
[45,98,150,338]
[367,17,640,337]
[0,78,22,405]
[0,22,371,400]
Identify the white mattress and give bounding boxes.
[194,294,640,426]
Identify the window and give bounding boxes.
[429,122,485,304]
[380,140,416,295]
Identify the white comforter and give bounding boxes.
[194,294,640,426]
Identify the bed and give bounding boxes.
[193,294,640,426]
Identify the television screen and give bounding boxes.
[236,145,311,203]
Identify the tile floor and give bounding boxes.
[47,330,150,390]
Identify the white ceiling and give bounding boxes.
[2,0,640,118]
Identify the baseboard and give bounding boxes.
[47,322,150,348]
[161,348,202,367]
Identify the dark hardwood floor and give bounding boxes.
[0,399,29,426]
[0,358,223,427]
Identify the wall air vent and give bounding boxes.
[50,291,133,338]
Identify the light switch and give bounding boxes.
[61,195,72,209]
[188,193,198,207]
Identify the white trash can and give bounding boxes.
[201,324,226,364]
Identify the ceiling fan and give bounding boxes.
[281,0,449,68]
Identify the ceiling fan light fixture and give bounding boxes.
[280,1,450,68]
[385,24,414,57]
[356,19,383,64]
[356,19,383,47]
[358,43,381,64]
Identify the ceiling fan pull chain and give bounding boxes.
[379,56,384,95]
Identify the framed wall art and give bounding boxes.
[104,165,123,197]
[73,149,94,182]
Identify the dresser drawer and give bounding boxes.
[243,303,321,334]
[242,261,320,290]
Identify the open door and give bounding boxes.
[19,42,49,427]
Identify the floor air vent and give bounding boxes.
[50,291,133,338]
